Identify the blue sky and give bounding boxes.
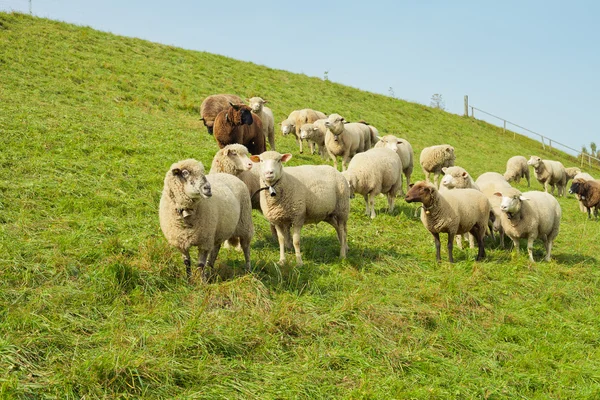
[2,0,598,156]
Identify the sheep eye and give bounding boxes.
[181,170,190,178]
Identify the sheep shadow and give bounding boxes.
[552,253,598,266]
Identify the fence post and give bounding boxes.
[549,139,552,153]
[470,107,474,118]
[541,137,545,150]
[464,95,469,116]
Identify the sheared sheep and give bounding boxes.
[527,156,567,196]
[405,181,490,262]
[200,94,243,134]
[209,144,292,248]
[213,103,265,155]
[419,144,456,187]
[249,151,350,266]
[248,97,276,151]
[475,172,513,247]
[324,113,377,171]
[493,188,561,262]
[569,178,600,219]
[504,155,530,186]
[159,159,253,281]
[299,119,327,158]
[342,147,403,218]
[373,134,414,189]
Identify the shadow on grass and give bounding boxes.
[552,253,598,266]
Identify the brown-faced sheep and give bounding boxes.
[200,94,243,134]
[504,156,530,186]
[571,172,597,212]
[569,178,600,219]
[213,103,266,155]
[419,144,456,187]
[527,156,567,196]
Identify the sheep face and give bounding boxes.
[228,103,254,125]
[281,120,294,135]
[494,191,528,215]
[299,125,318,140]
[527,156,542,168]
[250,151,292,186]
[324,114,346,136]
[377,135,401,152]
[405,181,434,205]
[171,162,212,199]
[248,97,266,113]
[441,167,469,189]
[569,180,584,196]
[223,145,253,172]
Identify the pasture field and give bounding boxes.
[1,12,600,399]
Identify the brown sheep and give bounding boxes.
[569,178,600,219]
[200,94,243,134]
[213,103,266,155]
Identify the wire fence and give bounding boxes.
[468,104,600,168]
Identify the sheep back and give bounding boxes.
[343,147,402,197]
[200,94,243,134]
[213,104,266,155]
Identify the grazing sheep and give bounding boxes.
[493,188,561,262]
[200,94,243,134]
[373,134,414,189]
[419,144,456,187]
[527,156,567,196]
[476,172,513,247]
[248,97,276,151]
[249,151,350,266]
[571,172,597,212]
[299,119,328,158]
[209,144,292,248]
[504,156,530,186]
[324,113,376,171]
[569,178,600,219]
[159,159,253,280]
[213,103,266,155]
[342,147,403,218]
[405,181,490,262]
[564,167,581,186]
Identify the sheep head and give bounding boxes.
[169,159,212,199]
[324,113,346,136]
[527,156,542,168]
[250,151,292,186]
[405,181,436,206]
[248,97,266,113]
[494,189,528,218]
[226,103,254,125]
[221,144,253,172]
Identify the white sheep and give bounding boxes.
[159,159,254,280]
[373,134,414,189]
[504,155,530,186]
[493,188,561,262]
[342,147,403,218]
[248,97,276,151]
[324,113,376,171]
[405,181,490,262]
[419,144,456,187]
[527,156,567,196]
[249,151,350,265]
[299,119,327,158]
[564,167,581,186]
[475,172,513,247]
[282,109,327,154]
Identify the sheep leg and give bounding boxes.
[526,236,536,262]
[472,226,486,261]
[182,250,192,281]
[275,224,289,264]
[328,151,338,170]
[511,237,520,256]
[422,168,430,183]
[336,220,348,258]
[432,232,442,262]
[291,225,303,266]
[544,239,553,262]
[240,236,252,273]
[269,130,276,151]
[455,235,463,250]
[309,141,315,155]
[198,249,210,281]
[468,233,475,249]
[387,192,395,214]
[298,137,303,154]
[447,234,455,263]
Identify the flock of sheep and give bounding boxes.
[159,94,600,281]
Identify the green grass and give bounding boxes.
[2,12,600,399]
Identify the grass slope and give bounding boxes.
[1,12,600,399]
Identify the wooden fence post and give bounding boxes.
[464,95,469,116]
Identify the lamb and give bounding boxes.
[249,151,350,266]
[248,97,276,151]
[200,94,243,134]
[159,159,254,281]
[299,119,328,158]
[503,155,530,186]
[569,178,600,219]
[419,144,456,187]
[292,108,328,154]
[404,181,490,262]
[475,172,513,247]
[527,156,567,196]
[493,188,561,262]
[342,147,403,218]
[564,167,581,186]
[213,103,266,155]
[373,134,414,189]
[324,113,377,171]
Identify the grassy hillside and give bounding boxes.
[1,12,600,399]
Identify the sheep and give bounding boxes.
[569,178,600,219]
[200,94,243,134]
[419,144,456,187]
[249,151,350,266]
[209,144,292,248]
[159,159,253,281]
[404,181,490,262]
[299,119,328,158]
[439,166,480,192]
[290,109,327,154]
[493,188,561,262]
[571,172,596,212]
[324,113,376,171]
[476,172,513,247]
[564,167,581,186]
[213,103,266,155]
[527,156,567,196]
[373,134,414,189]
[342,147,403,218]
[248,97,276,151]
[504,155,530,186]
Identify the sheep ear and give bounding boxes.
[462,172,469,178]
[408,183,414,188]
[519,196,530,201]
[172,168,182,176]
[442,167,448,173]
[263,99,268,104]
[225,113,229,122]
[249,155,261,163]
[281,153,293,163]
[493,192,503,197]
[222,147,231,156]
[376,136,382,140]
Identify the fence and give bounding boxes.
[462,96,599,168]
